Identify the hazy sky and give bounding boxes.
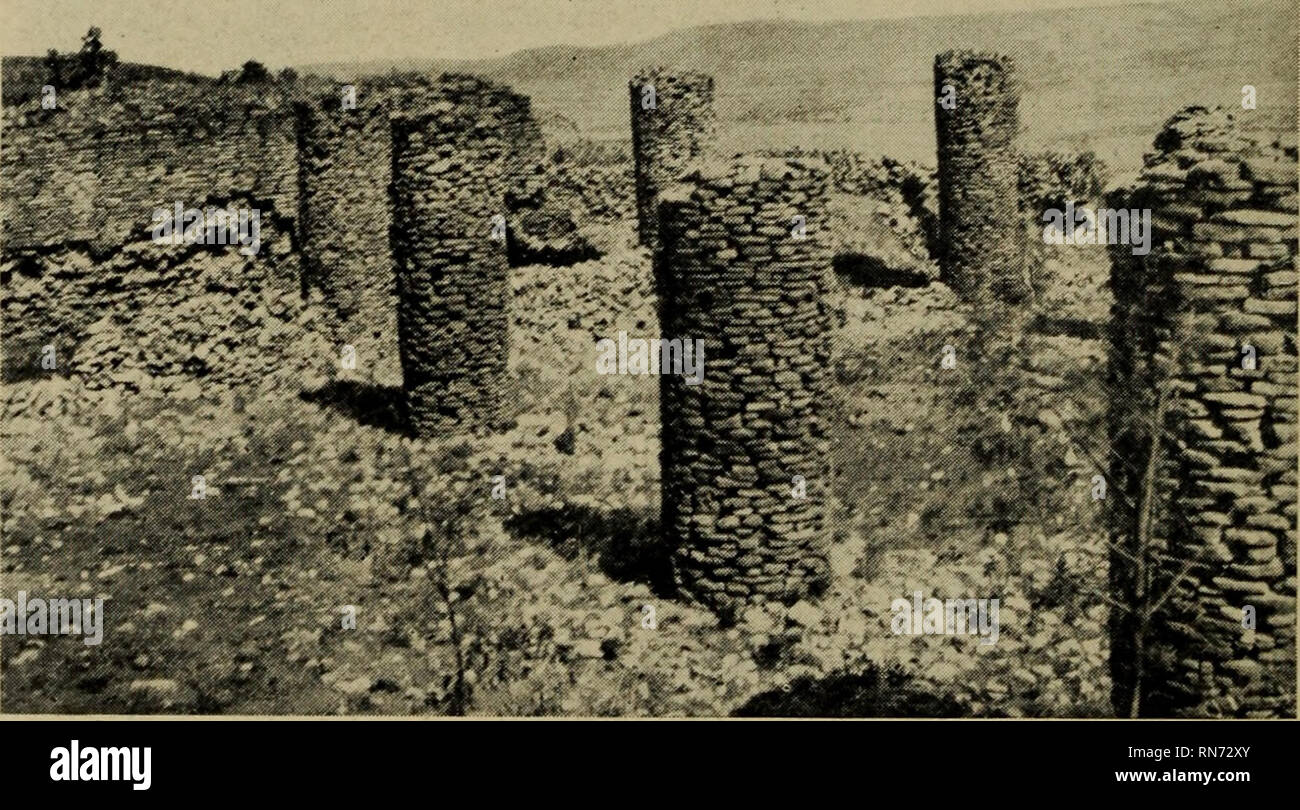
[3,0,1189,74]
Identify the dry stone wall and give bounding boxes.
[545,141,635,222]
[2,72,546,391]
[0,81,298,379]
[1108,107,1297,717]
[656,156,834,613]
[294,77,434,385]
[389,101,509,438]
[933,51,1025,302]
[1,201,311,394]
[1,82,297,252]
[629,69,718,251]
[295,74,543,386]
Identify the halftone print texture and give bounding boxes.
[0,0,1294,719]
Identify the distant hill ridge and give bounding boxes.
[3,0,1295,168]
[297,0,1298,168]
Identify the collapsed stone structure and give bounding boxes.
[544,142,635,222]
[1,206,312,394]
[1107,107,1297,717]
[629,69,718,251]
[0,83,297,377]
[295,75,543,386]
[656,156,834,613]
[933,51,1025,302]
[389,100,510,438]
[3,51,1296,719]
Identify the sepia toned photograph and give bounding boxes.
[0,0,1295,741]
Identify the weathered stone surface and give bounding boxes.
[628,69,718,251]
[297,74,544,386]
[657,156,833,614]
[390,94,511,437]
[1108,106,1296,719]
[1214,208,1298,228]
[933,51,1025,303]
[0,83,298,376]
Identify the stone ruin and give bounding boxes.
[1107,107,1297,717]
[295,74,543,387]
[933,51,1026,303]
[655,155,834,614]
[0,82,298,380]
[1,81,297,253]
[2,49,1295,718]
[632,65,1296,715]
[294,78,431,385]
[629,68,718,251]
[389,98,510,438]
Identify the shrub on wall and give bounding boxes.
[43,27,120,92]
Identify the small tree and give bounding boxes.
[400,447,479,715]
[43,49,63,87]
[66,27,119,89]
[237,60,272,84]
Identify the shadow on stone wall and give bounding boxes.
[833,252,932,290]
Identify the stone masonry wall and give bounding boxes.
[629,69,717,251]
[1108,107,1297,717]
[0,206,310,395]
[296,74,542,386]
[1,81,297,252]
[933,51,1025,302]
[656,156,834,614]
[389,101,509,437]
[0,81,297,379]
[294,77,434,386]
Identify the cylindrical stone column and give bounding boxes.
[1107,107,1297,717]
[933,51,1025,302]
[629,68,717,251]
[296,76,540,387]
[390,102,509,437]
[657,156,834,614]
[295,91,405,385]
